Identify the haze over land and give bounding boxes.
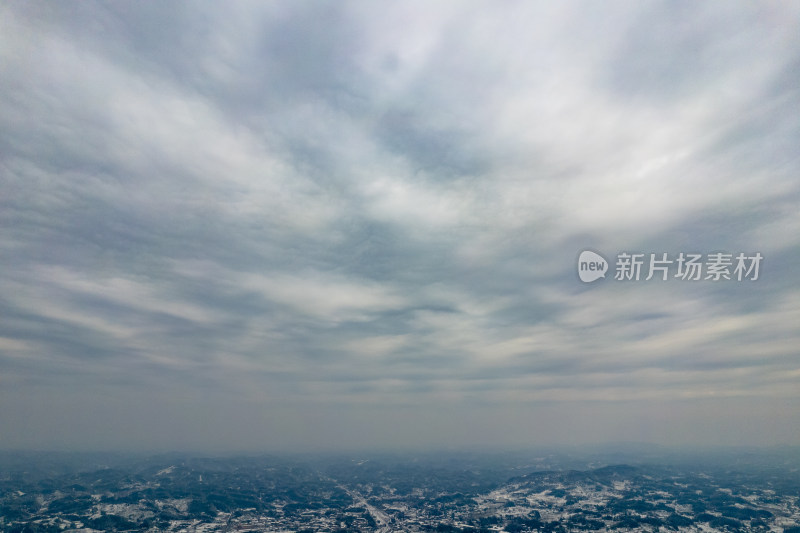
[1,2,798,452]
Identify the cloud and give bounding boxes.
[1,0,799,451]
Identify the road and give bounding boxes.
[324,475,393,533]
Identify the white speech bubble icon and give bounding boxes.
[578,250,608,283]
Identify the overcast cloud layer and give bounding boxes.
[1,1,799,452]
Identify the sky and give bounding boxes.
[1,1,799,453]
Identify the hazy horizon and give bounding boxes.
[1,1,799,453]
[3,441,799,463]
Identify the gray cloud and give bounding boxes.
[0,0,798,452]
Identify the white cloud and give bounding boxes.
[1,1,798,450]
